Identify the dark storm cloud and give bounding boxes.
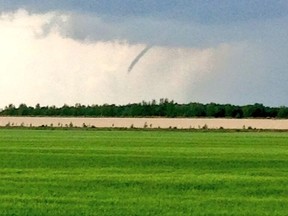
[2,0,287,48]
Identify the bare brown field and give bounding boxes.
[1,117,288,129]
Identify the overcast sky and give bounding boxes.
[0,1,288,107]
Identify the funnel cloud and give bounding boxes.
[127,45,152,73]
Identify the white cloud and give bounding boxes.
[0,10,237,107]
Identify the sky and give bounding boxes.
[0,1,288,107]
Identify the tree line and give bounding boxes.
[1,99,288,118]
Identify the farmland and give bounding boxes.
[1,117,288,129]
[0,129,288,215]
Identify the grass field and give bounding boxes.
[0,129,288,215]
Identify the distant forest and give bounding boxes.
[1,99,288,118]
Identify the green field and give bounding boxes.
[0,129,288,215]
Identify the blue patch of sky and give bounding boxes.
[1,0,287,24]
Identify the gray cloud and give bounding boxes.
[44,11,288,50]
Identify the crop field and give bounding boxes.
[0,129,288,215]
